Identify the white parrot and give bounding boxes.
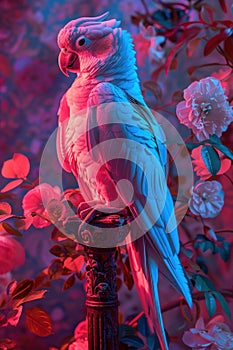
[56,12,192,350]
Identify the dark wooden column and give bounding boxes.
[85,246,118,350]
[76,213,130,350]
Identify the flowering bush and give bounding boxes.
[0,0,233,349]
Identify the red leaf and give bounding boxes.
[224,36,233,64]
[1,153,30,179]
[25,307,53,337]
[2,222,22,237]
[165,41,184,74]
[186,38,202,57]
[7,281,17,296]
[63,274,75,290]
[143,81,162,100]
[0,202,13,222]
[48,259,64,279]
[165,26,201,74]
[188,65,199,75]
[64,256,85,273]
[14,290,47,308]
[0,202,12,215]
[49,244,67,257]
[11,279,34,299]
[218,0,227,13]
[172,90,184,103]
[180,26,202,41]
[204,29,233,56]
[170,56,178,70]
[51,227,67,241]
[0,338,16,349]
[7,306,23,327]
[1,179,23,193]
[199,5,214,24]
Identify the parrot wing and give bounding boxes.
[85,82,192,348]
[57,94,73,173]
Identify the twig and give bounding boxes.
[127,289,233,326]
[141,0,150,17]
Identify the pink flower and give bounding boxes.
[176,77,233,141]
[183,316,233,349]
[22,183,65,228]
[0,234,25,274]
[191,146,231,180]
[69,318,88,350]
[133,23,165,67]
[189,180,224,218]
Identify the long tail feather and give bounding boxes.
[127,236,169,350]
[127,227,192,350]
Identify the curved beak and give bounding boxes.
[58,50,80,77]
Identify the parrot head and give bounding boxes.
[57,12,123,77]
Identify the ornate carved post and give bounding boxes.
[85,246,118,350]
[78,213,130,350]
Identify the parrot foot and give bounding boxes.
[77,201,126,235]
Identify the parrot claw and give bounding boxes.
[78,201,125,235]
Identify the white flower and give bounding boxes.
[189,180,224,218]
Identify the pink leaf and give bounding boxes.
[1,153,30,179]
[1,179,23,193]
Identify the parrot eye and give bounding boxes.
[78,38,86,46]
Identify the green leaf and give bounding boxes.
[185,142,203,150]
[119,324,136,340]
[208,135,233,161]
[181,247,193,259]
[205,292,216,317]
[212,291,231,320]
[120,335,144,348]
[193,275,216,292]
[201,145,221,176]
[220,242,231,262]
[194,240,215,252]
[138,315,150,337]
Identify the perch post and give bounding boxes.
[78,213,130,350]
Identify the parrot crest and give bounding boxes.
[57,12,138,88]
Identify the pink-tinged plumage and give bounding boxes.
[56,13,192,350]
